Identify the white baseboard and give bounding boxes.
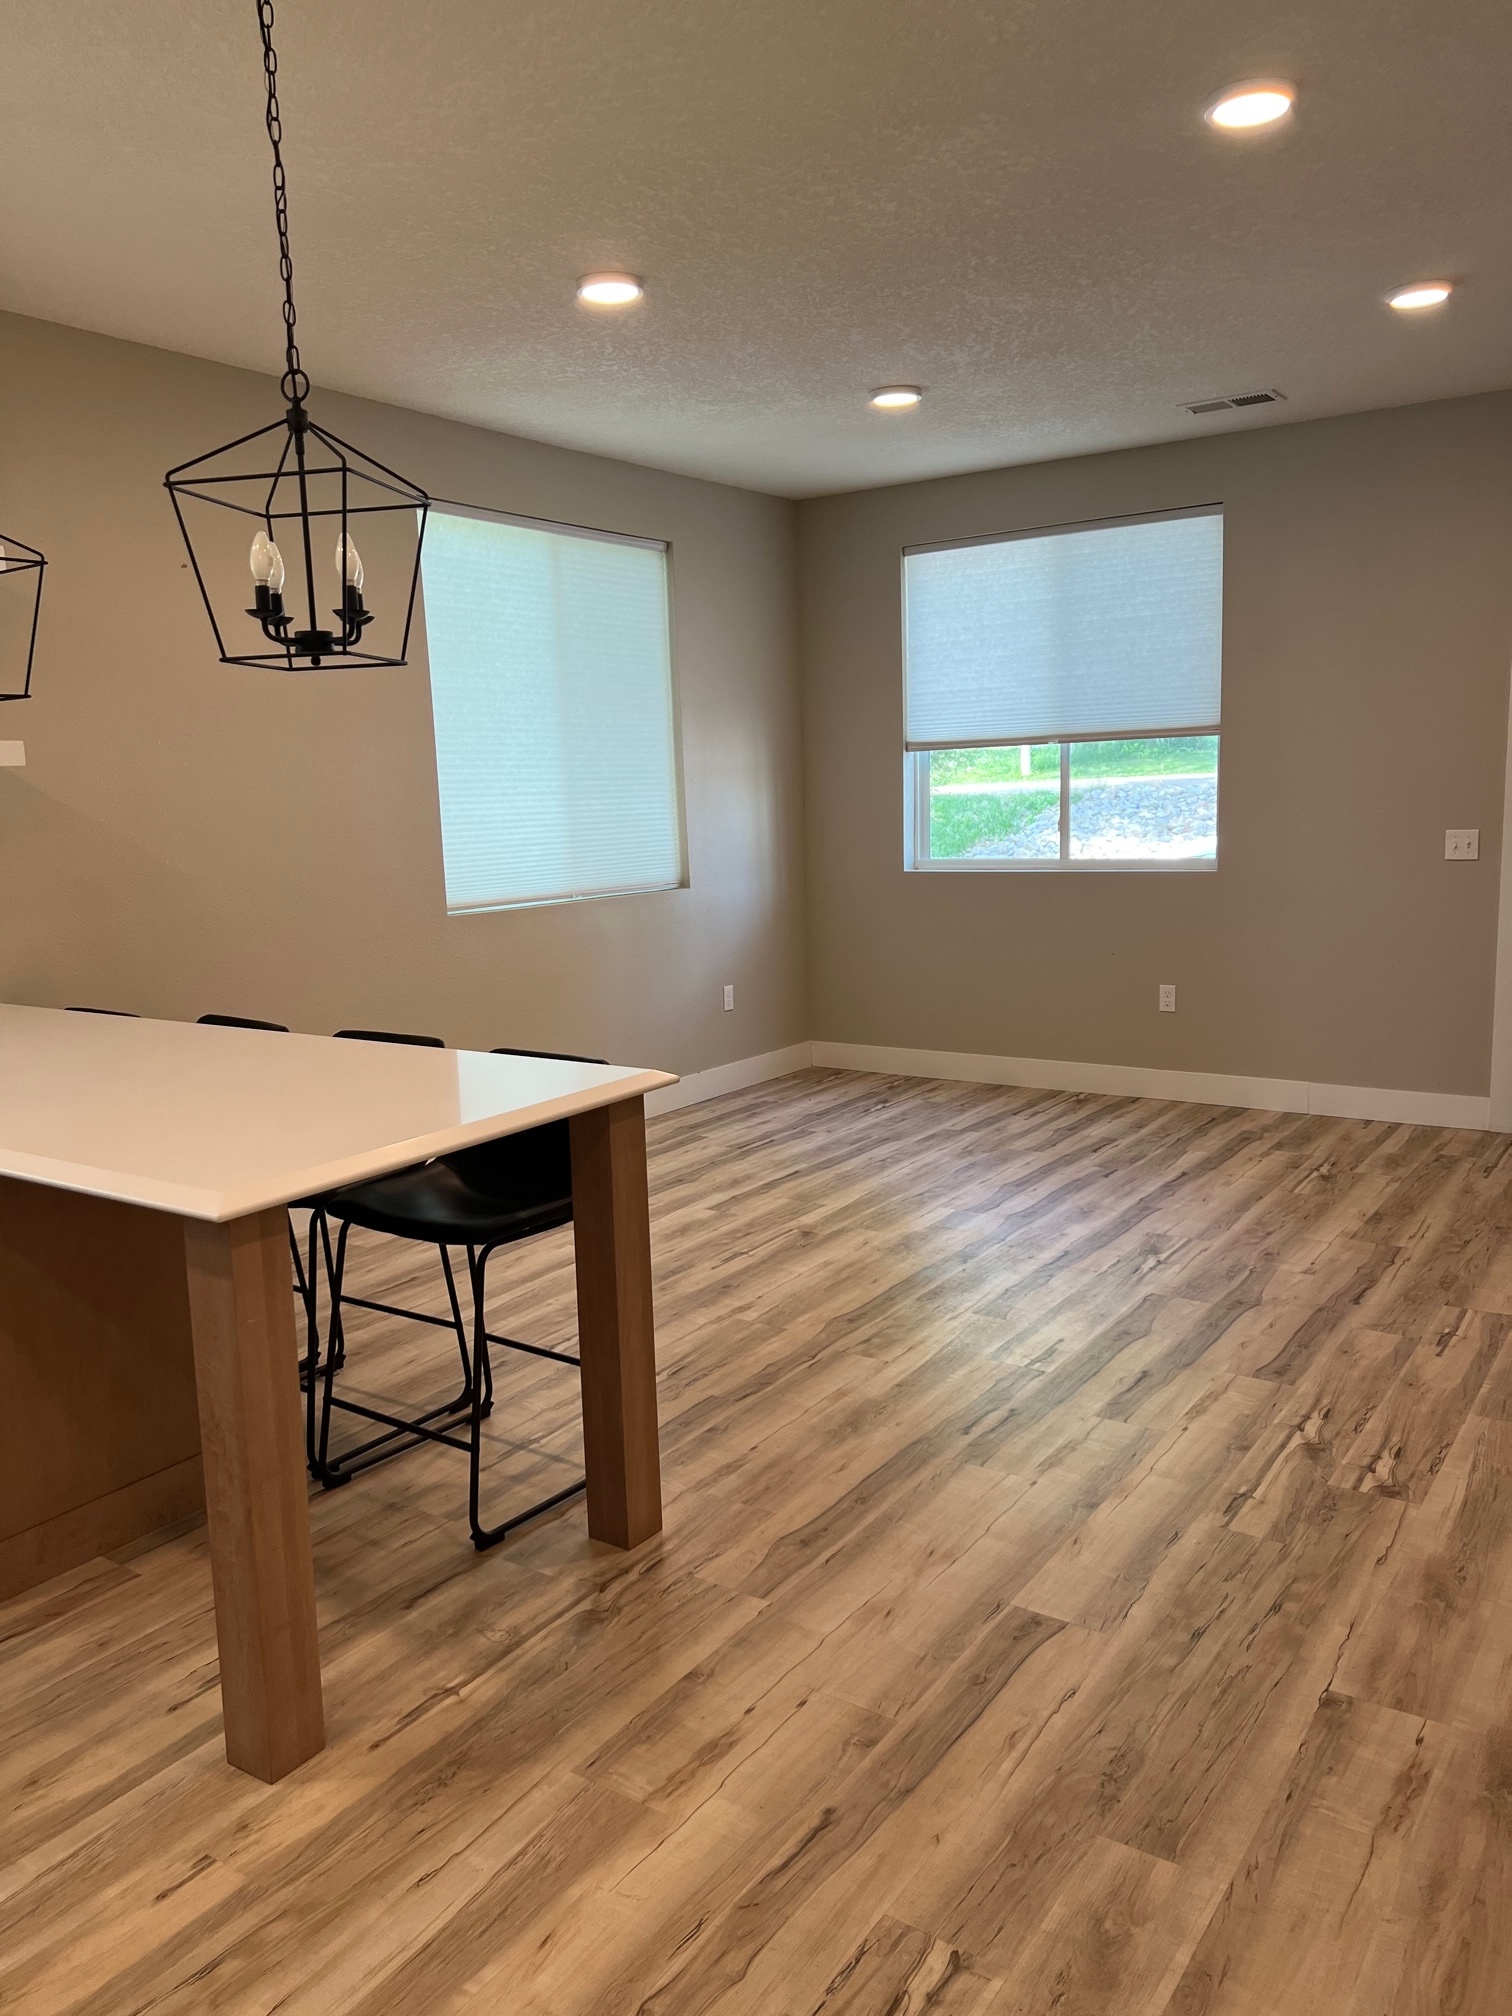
[644,1042,814,1115]
[641,1036,1493,1132]
[1303,1081,1491,1129]
[809,1040,1492,1132]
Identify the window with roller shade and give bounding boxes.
[903,506,1223,870]
[421,505,684,912]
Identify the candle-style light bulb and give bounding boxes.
[249,528,285,593]
[334,533,364,593]
[0,542,8,573]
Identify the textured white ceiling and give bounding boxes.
[2,0,1508,497]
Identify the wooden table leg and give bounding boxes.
[183,1208,324,1782]
[569,1097,663,1549]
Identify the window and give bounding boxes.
[421,506,683,912]
[903,507,1222,871]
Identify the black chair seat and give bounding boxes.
[199,1013,289,1032]
[321,1159,572,1247]
[307,1042,604,1550]
[333,1027,444,1046]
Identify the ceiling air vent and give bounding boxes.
[1184,389,1286,416]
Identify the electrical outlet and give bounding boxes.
[1159,984,1176,1013]
[1445,829,1480,861]
[723,984,735,1011]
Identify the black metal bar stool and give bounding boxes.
[297,1027,448,1453]
[307,1044,605,1549]
[333,1028,446,1046]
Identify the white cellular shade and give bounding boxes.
[904,509,1223,748]
[422,509,682,912]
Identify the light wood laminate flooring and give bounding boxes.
[3,1069,1511,2014]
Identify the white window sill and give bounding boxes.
[907,857,1218,875]
[446,878,686,916]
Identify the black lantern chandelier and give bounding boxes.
[165,1,428,670]
[0,534,46,702]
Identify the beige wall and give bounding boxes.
[798,393,1512,1096]
[5,312,1509,1103]
[0,312,806,1073]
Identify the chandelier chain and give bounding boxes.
[257,0,308,406]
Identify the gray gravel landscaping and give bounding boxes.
[968,774,1217,860]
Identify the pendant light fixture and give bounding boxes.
[0,534,46,701]
[165,1,428,670]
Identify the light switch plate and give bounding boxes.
[0,741,24,767]
[1445,829,1480,861]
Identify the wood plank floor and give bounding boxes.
[3,1068,1511,2014]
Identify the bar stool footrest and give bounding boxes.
[317,1388,478,1483]
[472,1475,587,1551]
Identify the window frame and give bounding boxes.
[905,735,1220,874]
[421,498,689,916]
[901,504,1222,876]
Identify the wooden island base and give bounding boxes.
[1,1093,663,1783]
[0,1177,204,1603]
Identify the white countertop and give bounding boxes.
[0,1006,677,1221]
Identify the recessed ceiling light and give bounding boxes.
[1204,80,1296,130]
[576,273,644,307]
[869,385,923,410]
[1387,282,1453,311]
